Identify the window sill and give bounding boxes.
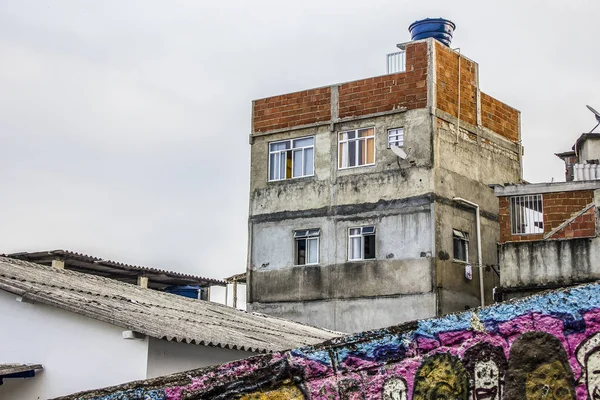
[347,258,377,262]
[267,175,315,185]
[338,163,376,171]
[453,259,469,264]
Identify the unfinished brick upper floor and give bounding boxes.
[252,39,520,144]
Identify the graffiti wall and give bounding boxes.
[60,283,600,400]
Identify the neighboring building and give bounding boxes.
[5,249,227,300]
[247,22,523,333]
[0,257,339,400]
[224,272,247,309]
[495,133,600,301]
[556,133,600,182]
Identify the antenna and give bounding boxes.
[587,105,600,133]
[390,146,407,159]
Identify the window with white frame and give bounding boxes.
[453,229,469,262]
[269,137,314,181]
[338,128,375,169]
[348,226,376,261]
[294,229,320,265]
[510,194,544,235]
[387,128,404,148]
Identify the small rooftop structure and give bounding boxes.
[224,272,247,283]
[5,250,226,291]
[0,257,340,353]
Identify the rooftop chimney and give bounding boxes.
[408,18,456,47]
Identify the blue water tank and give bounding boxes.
[164,285,201,299]
[408,18,456,47]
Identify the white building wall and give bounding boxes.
[146,337,255,378]
[0,290,148,400]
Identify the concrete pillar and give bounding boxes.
[137,276,148,288]
[52,259,65,269]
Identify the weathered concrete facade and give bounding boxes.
[248,39,521,332]
[59,282,600,400]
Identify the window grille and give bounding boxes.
[386,51,406,74]
[510,194,544,235]
[387,128,404,148]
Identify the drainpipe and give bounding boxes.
[452,197,484,308]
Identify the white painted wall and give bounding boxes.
[0,290,149,400]
[146,337,255,378]
[210,284,247,311]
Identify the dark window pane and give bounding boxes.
[364,235,376,259]
[453,237,467,261]
[348,141,356,167]
[362,226,375,234]
[296,239,306,265]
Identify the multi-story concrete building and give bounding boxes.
[247,22,522,332]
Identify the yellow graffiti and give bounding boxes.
[525,360,573,400]
[240,384,304,400]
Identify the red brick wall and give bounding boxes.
[481,93,519,142]
[549,207,596,239]
[337,42,428,119]
[499,190,595,243]
[253,87,331,132]
[252,42,429,132]
[435,41,478,126]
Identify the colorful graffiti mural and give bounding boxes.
[59,283,600,400]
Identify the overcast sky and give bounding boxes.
[1,0,598,279]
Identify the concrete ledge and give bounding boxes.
[494,181,600,196]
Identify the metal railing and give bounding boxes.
[574,163,600,181]
[510,194,544,235]
[386,51,406,74]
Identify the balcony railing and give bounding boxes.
[386,51,406,74]
[574,163,600,181]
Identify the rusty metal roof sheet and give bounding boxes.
[5,249,227,288]
[0,257,340,353]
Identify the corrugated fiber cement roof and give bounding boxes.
[0,257,340,353]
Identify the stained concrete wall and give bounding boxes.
[432,113,520,314]
[248,109,437,332]
[500,237,600,289]
[248,205,434,332]
[65,282,600,400]
[249,108,434,216]
[580,137,600,163]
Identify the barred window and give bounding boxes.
[510,195,544,235]
[387,128,404,148]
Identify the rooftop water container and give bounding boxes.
[164,285,203,300]
[408,18,456,47]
